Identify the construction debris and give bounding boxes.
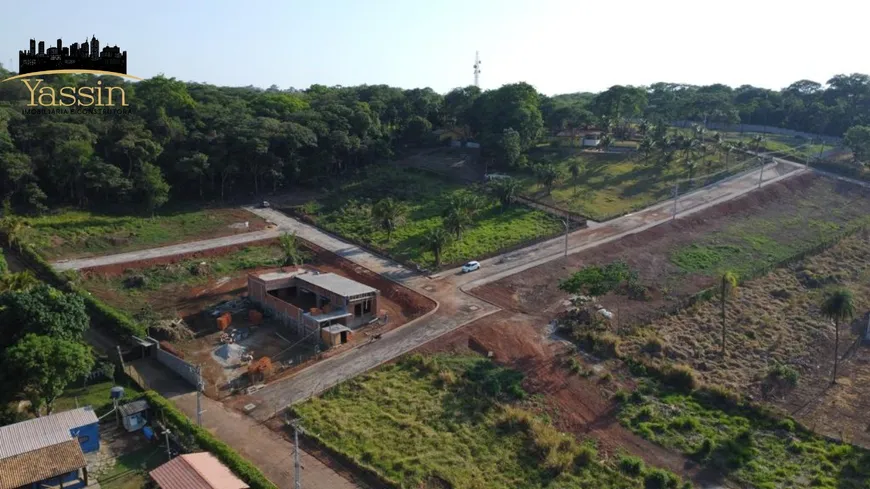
[151,318,195,341]
[212,343,247,367]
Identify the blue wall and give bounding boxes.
[70,421,100,453]
[32,470,85,488]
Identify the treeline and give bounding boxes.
[1,62,868,215]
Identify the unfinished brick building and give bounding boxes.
[247,269,380,347]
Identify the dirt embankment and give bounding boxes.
[416,311,718,486]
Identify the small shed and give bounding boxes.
[118,400,150,432]
[321,324,353,348]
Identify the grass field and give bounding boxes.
[79,243,284,314]
[516,147,752,221]
[293,355,688,489]
[618,382,870,489]
[97,446,165,489]
[296,166,563,269]
[622,231,870,423]
[669,190,870,280]
[19,208,266,261]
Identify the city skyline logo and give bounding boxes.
[3,35,142,114]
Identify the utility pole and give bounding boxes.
[162,428,172,461]
[116,345,126,375]
[562,217,570,257]
[473,51,481,88]
[289,419,304,489]
[196,365,204,426]
[758,157,765,188]
[672,182,679,220]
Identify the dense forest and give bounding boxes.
[1,62,868,215]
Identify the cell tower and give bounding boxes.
[473,51,482,87]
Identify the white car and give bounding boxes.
[461,260,481,273]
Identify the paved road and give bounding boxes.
[129,360,361,489]
[53,159,808,424]
[55,158,813,487]
[244,160,805,420]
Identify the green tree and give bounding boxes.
[4,335,94,416]
[750,134,765,154]
[569,162,583,195]
[558,260,640,333]
[0,214,24,253]
[535,164,561,195]
[0,284,90,349]
[489,177,521,210]
[639,137,655,160]
[278,232,305,267]
[599,134,613,151]
[820,288,855,384]
[422,227,451,268]
[136,162,171,215]
[719,271,738,356]
[371,198,406,242]
[843,125,870,161]
[498,128,523,168]
[442,203,473,240]
[0,270,39,293]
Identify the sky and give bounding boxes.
[0,0,865,95]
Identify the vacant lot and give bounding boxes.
[621,232,870,445]
[20,208,268,261]
[292,165,563,269]
[516,147,755,221]
[474,174,870,328]
[79,242,285,317]
[293,355,688,489]
[618,382,870,489]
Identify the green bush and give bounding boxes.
[660,364,698,393]
[142,391,276,489]
[767,362,799,386]
[618,454,644,476]
[643,468,680,489]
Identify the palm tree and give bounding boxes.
[639,137,655,161]
[723,144,734,171]
[599,116,613,135]
[682,137,699,163]
[693,124,707,143]
[750,134,765,154]
[638,119,650,136]
[422,227,451,268]
[442,205,473,240]
[820,288,855,384]
[685,160,698,185]
[449,192,484,218]
[535,165,561,195]
[720,271,738,356]
[372,198,406,242]
[569,162,582,195]
[489,178,520,210]
[278,232,304,267]
[599,134,613,151]
[0,215,24,253]
[0,270,39,293]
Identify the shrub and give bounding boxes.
[642,335,665,356]
[644,468,680,489]
[777,418,796,433]
[573,445,596,468]
[767,362,799,386]
[661,364,698,392]
[142,391,276,489]
[436,369,457,387]
[613,390,629,403]
[696,384,741,410]
[695,437,714,459]
[576,331,622,358]
[618,454,645,476]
